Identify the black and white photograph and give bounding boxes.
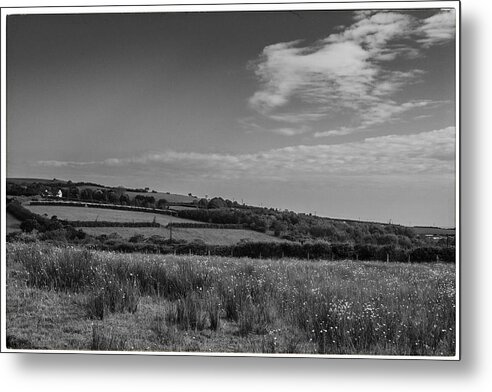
[1,1,459,359]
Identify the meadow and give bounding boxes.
[24,203,286,245]
[82,226,287,245]
[6,242,456,356]
[27,205,195,225]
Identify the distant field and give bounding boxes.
[413,226,456,236]
[169,205,198,211]
[26,205,195,226]
[6,213,22,234]
[81,226,285,245]
[23,204,282,245]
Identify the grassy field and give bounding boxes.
[24,204,284,245]
[6,242,456,356]
[82,226,286,245]
[26,205,195,225]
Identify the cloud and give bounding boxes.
[238,116,310,136]
[269,126,310,136]
[313,128,353,138]
[418,10,456,47]
[37,126,455,181]
[248,10,455,136]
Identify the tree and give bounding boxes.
[92,189,105,202]
[20,219,40,233]
[197,198,208,209]
[271,219,287,237]
[157,198,169,209]
[135,195,156,208]
[80,188,93,201]
[147,195,156,208]
[69,186,80,200]
[114,186,126,199]
[119,193,130,205]
[208,197,227,209]
[107,191,118,204]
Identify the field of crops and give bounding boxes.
[26,205,195,225]
[6,242,456,356]
[82,226,286,245]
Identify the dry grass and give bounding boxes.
[6,242,456,356]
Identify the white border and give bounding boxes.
[0,1,460,360]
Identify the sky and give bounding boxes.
[6,6,457,227]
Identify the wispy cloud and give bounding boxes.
[269,126,310,136]
[37,126,455,181]
[418,9,456,47]
[248,9,455,136]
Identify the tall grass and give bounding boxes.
[91,324,127,351]
[7,243,456,355]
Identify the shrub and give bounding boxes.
[20,219,40,233]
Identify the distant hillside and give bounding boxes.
[7,177,196,205]
[6,177,455,247]
[412,226,456,236]
[8,177,68,184]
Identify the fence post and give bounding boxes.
[386,253,389,263]
[307,251,310,260]
[408,254,411,263]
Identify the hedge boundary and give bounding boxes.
[167,222,245,229]
[66,221,161,228]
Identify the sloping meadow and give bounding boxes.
[6,242,456,356]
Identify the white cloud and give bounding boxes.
[37,127,455,181]
[418,10,456,47]
[269,126,310,136]
[248,10,455,136]
[314,128,353,138]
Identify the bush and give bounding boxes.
[20,219,40,233]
